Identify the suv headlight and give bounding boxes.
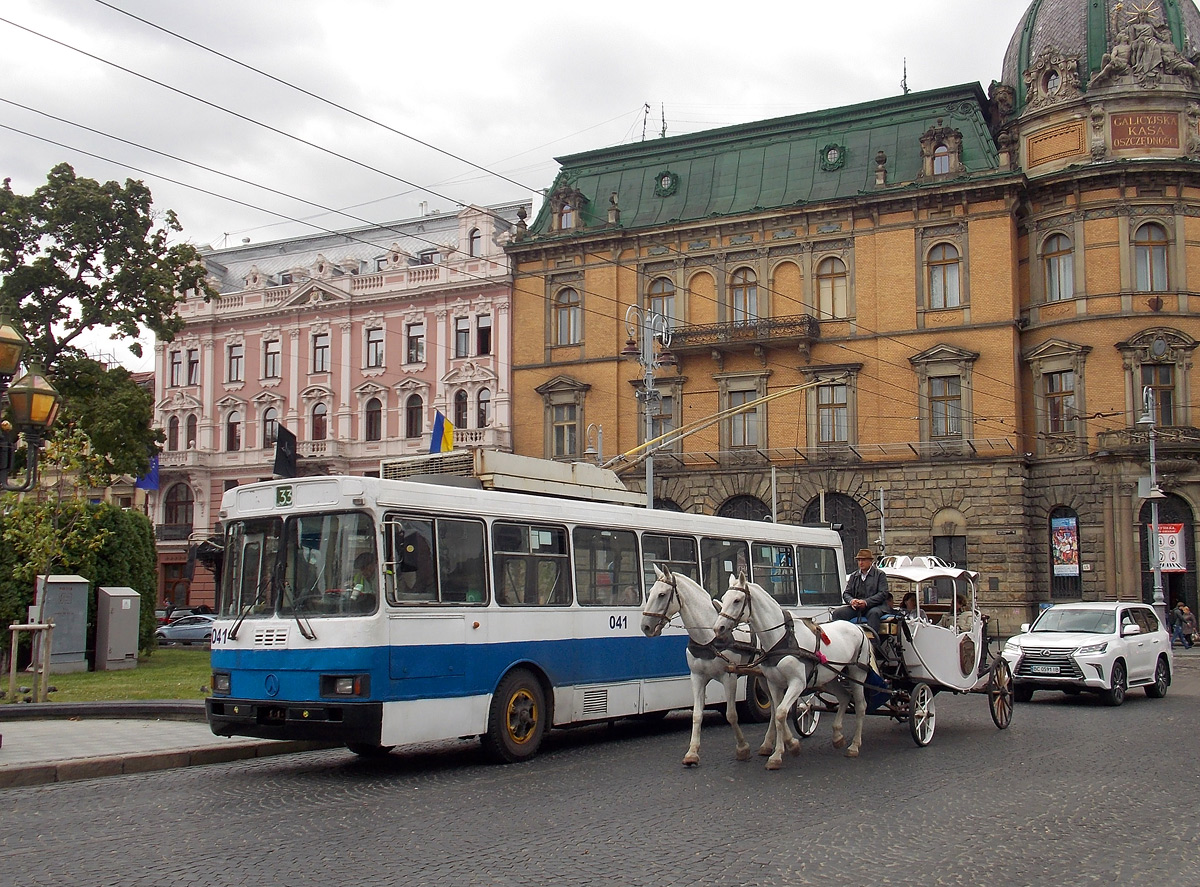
[1077,641,1108,655]
[1003,639,1022,654]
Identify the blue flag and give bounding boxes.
[429,411,454,453]
[135,455,159,490]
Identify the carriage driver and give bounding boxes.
[831,548,891,640]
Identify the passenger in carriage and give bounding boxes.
[831,548,891,639]
[901,592,929,623]
[947,594,974,632]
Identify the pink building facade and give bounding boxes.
[150,202,528,607]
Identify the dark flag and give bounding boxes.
[273,425,297,478]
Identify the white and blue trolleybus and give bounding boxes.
[206,452,846,761]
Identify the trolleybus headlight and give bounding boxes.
[212,672,231,695]
[320,674,370,697]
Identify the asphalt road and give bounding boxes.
[2,660,1198,887]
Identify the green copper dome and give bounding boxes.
[1001,0,1200,109]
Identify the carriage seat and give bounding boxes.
[849,614,900,635]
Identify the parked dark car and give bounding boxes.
[155,614,216,645]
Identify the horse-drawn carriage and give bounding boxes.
[641,555,1014,769]
[792,555,1015,747]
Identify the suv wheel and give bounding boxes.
[1144,656,1169,699]
[1103,660,1127,707]
[1014,684,1034,703]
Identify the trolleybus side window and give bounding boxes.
[752,542,798,606]
[574,527,641,606]
[797,544,842,605]
[641,533,700,587]
[699,537,750,599]
[384,517,437,603]
[493,522,570,606]
[437,518,488,604]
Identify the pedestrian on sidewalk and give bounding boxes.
[1181,605,1197,649]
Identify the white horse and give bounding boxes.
[641,565,768,767]
[714,572,875,770]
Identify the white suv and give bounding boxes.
[1002,601,1172,706]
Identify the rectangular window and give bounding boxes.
[383,515,487,605]
[699,537,750,599]
[751,542,798,606]
[1142,364,1175,425]
[552,403,577,457]
[574,527,641,606]
[1045,370,1075,434]
[492,522,569,606]
[187,349,200,385]
[312,333,330,373]
[930,376,962,439]
[227,344,244,382]
[650,394,675,446]
[476,315,492,356]
[406,323,425,364]
[263,340,281,378]
[817,383,848,443]
[169,351,183,387]
[641,534,699,588]
[729,390,759,448]
[366,328,384,368]
[454,317,470,358]
[797,545,842,605]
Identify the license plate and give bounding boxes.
[1029,664,1060,674]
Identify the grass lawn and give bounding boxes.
[19,647,213,703]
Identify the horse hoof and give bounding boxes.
[757,746,772,757]
[786,740,801,756]
[832,736,847,749]
[844,747,859,758]
[736,747,752,762]
[766,758,782,771]
[683,754,699,767]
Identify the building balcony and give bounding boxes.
[1096,425,1200,459]
[669,313,820,363]
[156,523,193,541]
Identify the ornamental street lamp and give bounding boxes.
[0,311,62,492]
[620,305,676,509]
[1137,385,1168,623]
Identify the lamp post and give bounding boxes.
[620,306,676,509]
[1137,385,1167,623]
[583,423,603,465]
[0,311,62,493]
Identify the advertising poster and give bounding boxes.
[1158,523,1187,573]
[1051,515,1080,576]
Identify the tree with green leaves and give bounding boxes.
[0,163,214,477]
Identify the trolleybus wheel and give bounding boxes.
[482,668,547,763]
[908,682,936,747]
[736,674,774,723]
[987,658,1014,730]
[346,742,395,757]
[789,697,821,738]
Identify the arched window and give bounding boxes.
[815,257,848,319]
[554,288,581,345]
[1049,506,1082,600]
[262,407,279,448]
[648,277,675,324]
[311,403,327,441]
[717,495,771,521]
[1135,222,1169,292]
[803,492,868,561]
[453,390,468,429]
[226,411,241,451]
[364,398,382,442]
[559,202,574,230]
[730,267,757,324]
[164,483,194,530]
[185,414,197,449]
[477,388,492,428]
[468,228,481,257]
[167,416,179,451]
[927,243,960,308]
[932,144,951,175]
[1042,233,1073,302]
[405,394,423,439]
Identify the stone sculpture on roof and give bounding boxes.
[1090,2,1200,88]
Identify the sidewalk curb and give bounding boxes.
[0,701,206,722]
[0,738,340,788]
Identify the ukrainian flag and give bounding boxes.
[429,410,454,453]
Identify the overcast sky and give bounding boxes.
[1,0,1030,369]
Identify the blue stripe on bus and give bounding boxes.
[211,634,691,704]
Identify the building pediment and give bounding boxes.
[444,361,498,386]
[251,390,286,408]
[214,394,246,411]
[909,344,980,366]
[1023,338,1092,362]
[159,390,204,412]
[353,381,388,398]
[299,384,335,402]
[535,374,590,395]
[284,279,350,308]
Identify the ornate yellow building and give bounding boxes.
[507,0,1200,632]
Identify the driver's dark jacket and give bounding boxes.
[841,567,889,609]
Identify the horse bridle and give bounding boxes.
[718,575,754,628]
[641,568,680,628]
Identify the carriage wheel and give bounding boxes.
[987,657,1014,730]
[789,696,821,738]
[908,682,936,747]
